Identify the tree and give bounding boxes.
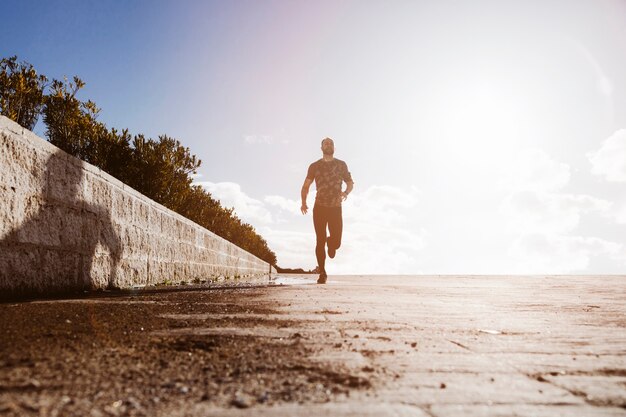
[39,69,276,264]
[1,56,278,266]
[44,76,103,159]
[43,76,134,183]
[0,56,48,130]
[180,185,277,265]
[127,134,200,212]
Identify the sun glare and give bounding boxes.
[431,75,529,167]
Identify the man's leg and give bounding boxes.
[327,206,343,258]
[313,205,328,277]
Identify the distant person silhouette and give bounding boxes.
[301,138,354,284]
[1,150,121,294]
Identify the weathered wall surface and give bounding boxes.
[0,116,273,298]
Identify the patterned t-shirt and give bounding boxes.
[306,158,353,207]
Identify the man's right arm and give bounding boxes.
[301,178,313,215]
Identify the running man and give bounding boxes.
[301,137,354,284]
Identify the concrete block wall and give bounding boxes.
[0,116,273,298]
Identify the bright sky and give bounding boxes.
[3,0,626,274]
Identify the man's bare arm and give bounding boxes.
[301,178,313,214]
[341,181,354,201]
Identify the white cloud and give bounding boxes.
[259,227,316,270]
[501,190,612,234]
[194,181,273,225]
[338,226,426,275]
[343,185,420,228]
[588,129,626,182]
[359,185,420,208]
[195,181,427,273]
[510,233,624,274]
[195,154,622,274]
[617,204,626,225]
[499,149,621,273]
[262,185,425,273]
[334,185,426,274]
[499,149,610,234]
[499,148,570,192]
[265,184,427,273]
[264,195,301,216]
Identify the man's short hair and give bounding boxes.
[321,137,334,145]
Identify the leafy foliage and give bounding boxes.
[0,56,277,266]
[0,56,48,130]
[43,76,134,177]
[179,186,277,264]
[127,134,200,213]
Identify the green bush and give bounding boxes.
[0,56,48,130]
[0,56,277,266]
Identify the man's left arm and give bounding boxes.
[341,161,354,201]
[341,180,354,201]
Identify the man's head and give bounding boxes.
[321,137,334,156]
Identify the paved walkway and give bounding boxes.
[188,275,626,416]
[1,275,625,416]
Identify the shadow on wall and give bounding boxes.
[1,149,121,296]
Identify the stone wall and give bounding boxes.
[0,116,273,298]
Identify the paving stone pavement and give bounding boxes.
[2,275,625,416]
[188,274,626,416]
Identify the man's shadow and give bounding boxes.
[1,149,121,296]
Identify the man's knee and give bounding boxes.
[328,236,341,250]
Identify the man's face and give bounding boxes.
[321,139,334,156]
